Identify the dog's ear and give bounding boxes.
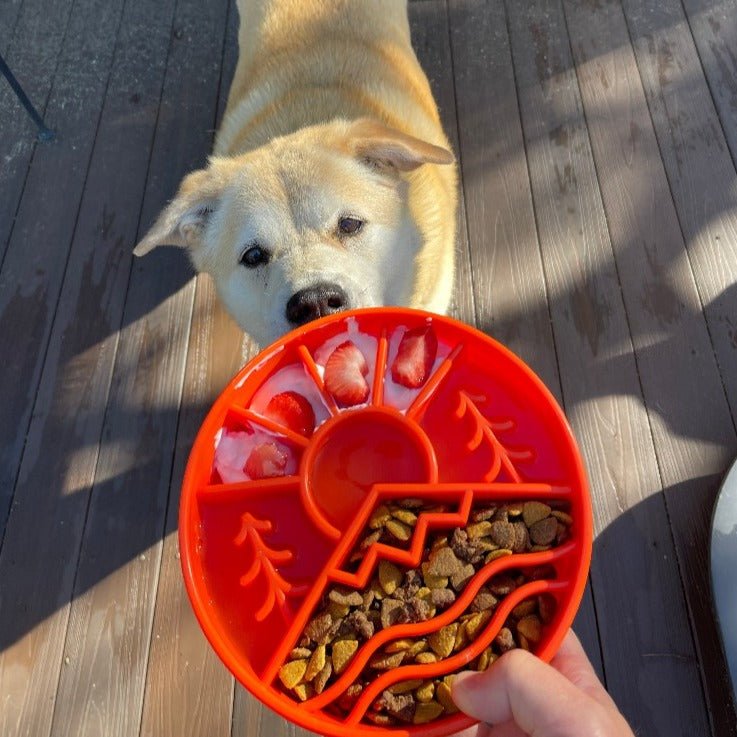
[133,165,228,256]
[349,118,454,172]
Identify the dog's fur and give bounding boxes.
[134,0,457,346]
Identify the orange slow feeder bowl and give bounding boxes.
[179,308,592,736]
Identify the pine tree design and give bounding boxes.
[455,391,533,482]
[235,513,308,621]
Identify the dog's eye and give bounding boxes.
[240,244,270,268]
[338,216,363,235]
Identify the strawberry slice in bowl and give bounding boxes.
[324,340,370,407]
[264,391,316,437]
[245,441,290,480]
[391,324,438,389]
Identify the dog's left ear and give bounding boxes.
[133,164,229,256]
[349,118,455,172]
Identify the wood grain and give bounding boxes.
[447,0,606,680]
[508,2,715,733]
[564,0,737,733]
[48,0,231,735]
[0,0,177,735]
[0,0,125,539]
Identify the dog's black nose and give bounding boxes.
[286,283,349,325]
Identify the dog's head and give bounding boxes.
[134,118,453,345]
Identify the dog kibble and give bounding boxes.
[277,498,571,725]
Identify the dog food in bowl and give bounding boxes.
[179,308,592,737]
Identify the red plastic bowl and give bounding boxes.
[179,307,592,736]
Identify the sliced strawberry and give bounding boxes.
[264,391,316,436]
[324,340,370,406]
[391,325,438,388]
[245,442,289,479]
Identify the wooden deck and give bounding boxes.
[1,0,736,734]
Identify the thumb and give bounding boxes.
[451,649,609,737]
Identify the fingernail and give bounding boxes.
[450,670,483,713]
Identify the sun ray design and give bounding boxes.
[235,512,309,621]
[455,391,534,482]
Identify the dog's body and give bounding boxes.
[135,0,457,346]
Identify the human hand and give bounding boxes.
[449,629,635,737]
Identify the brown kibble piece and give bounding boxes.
[346,609,375,640]
[313,660,332,694]
[450,562,476,591]
[414,701,444,724]
[512,521,530,552]
[512,599,538,618]
[289,647,312,659]
[495,627,516,652]
[398,498,424,508]
[379,560,403,595]
[429,623,459,658]
[386,518,412,541]
[490,574,517,596]
[538,593,557,624]
[304,644,326,682]
[427,546,463,576]
[472,505,497,522]
[370,650,406,669]
[381,597,409,629]
[367,712,394,726]
[551,509,573,526]
[304,612,333,644]
[489,520,516,549]
[332,639,359,674]
[380,690,416,722]
[471,587,498,613]
[431,587,456,609]
[436,681,459,714]
[519,632,531,651]
[530,517,558,546]
[517,614,543,644]
[522,501,552,527]
[415,651,439,664]
[278,659,307,689]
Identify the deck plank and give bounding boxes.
[564,0,737,733]
[0,0,77,262]
[447,0,605,679]
[0,0,125,539]
[139,5,244,737]
[679,0,737,169]
[508,2,716,733]
[0,0,178,734]
[140,281,247,737]
[620,0,737,422]
[48,0,231,735]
